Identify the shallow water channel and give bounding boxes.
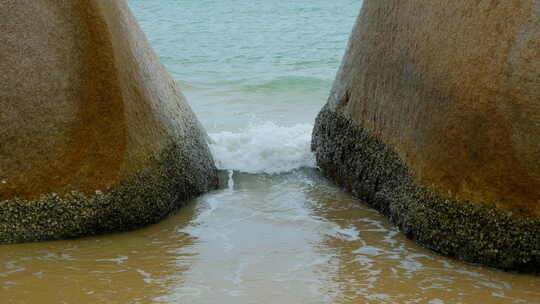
[2,0,540,303]
[2,168,540,303]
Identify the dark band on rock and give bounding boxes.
[0,140,218,244]
[312,105,540,274]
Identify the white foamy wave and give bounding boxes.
[208,122,315,174]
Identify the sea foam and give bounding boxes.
[208,122,316,174]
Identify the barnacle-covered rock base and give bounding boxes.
[0,142,218,244]
[312,105,540,274]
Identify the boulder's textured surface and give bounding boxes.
[0,0,219,243]
[312,0,540,272]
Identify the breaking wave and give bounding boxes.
[208,122,316,174]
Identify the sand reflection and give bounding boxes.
[305,171,540,303]
[1,202,199,303]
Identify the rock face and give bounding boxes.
[312,0,540,272]
[0,0,219,243]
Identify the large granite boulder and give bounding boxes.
[0,0,219,243]
[312,0,540,272]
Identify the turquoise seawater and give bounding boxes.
[128,0,362,131]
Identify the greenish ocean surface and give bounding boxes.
[128,0,361,131]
